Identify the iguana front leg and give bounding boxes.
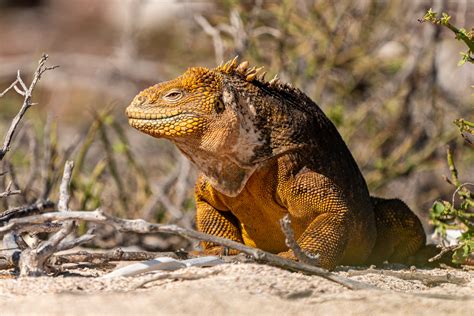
[195,182,243,255]
[278,171,374,270]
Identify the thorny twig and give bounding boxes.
[0,54,58,161]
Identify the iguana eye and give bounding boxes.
[163,90,183,101]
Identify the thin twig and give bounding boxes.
[135,270,221,289]
[0,78,19,98]
[0,54,58,161]
[446,146,460,187]
[0,181,21,199]
[429,244,463,263]
[279,214,320,266]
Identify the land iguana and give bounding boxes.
[126,57,427,270]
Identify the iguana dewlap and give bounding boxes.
[126,58,426,270]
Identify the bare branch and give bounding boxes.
[0,181,21,199]
[16,70,28,92]
[53,249,182,266]
[0,54,58,161]
[347,268,467,286]
[57,161,74,212]
[135,270,220,289]
[1,209,373,290]
[17,161,75,276]
[0,199,54,225]
[0,78,19,98]
[279,214,320,266]
[429,244,463,263]
[36,161,75,255]
[56,232,95,252]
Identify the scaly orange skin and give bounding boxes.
[126,58,426,270]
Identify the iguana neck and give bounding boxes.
[175,142,257,197]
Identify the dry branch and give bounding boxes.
[17,161,81,276]
[135,270,221,289]
[36,161,76,253]
[0,249,183,271]
[52,249,183,266]
[347,268,468,286]
[0,76,19,98]
[0,209,374,290]
[0,181,21,199]
[0,199,54,225]
[279,214,320,266]
[0,54,58,161]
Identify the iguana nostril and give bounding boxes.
[133,95,147,106]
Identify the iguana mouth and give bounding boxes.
[126,108,204,138]
[125,109,185,121]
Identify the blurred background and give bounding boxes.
[0,0,472,250]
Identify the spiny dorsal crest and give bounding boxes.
[214,57,282,87]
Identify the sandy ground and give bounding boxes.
[0,262,472,316]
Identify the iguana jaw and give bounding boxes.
[126,110,204,138]
[125,91,206,139]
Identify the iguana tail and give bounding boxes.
[367,197,460,266]
[367,197,427,265]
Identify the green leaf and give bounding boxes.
[432,201,446,216]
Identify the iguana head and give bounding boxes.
[126,57,309,196]
[126,66,222,140]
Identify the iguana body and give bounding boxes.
[126,58,426,270]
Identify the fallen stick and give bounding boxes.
[0,199,54,226]
[52,249,183,265]
[101,256,223,279]
[347,268,468,286]
[134,270,221,289]
[0,209,375,290]
[0,249,184,270]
